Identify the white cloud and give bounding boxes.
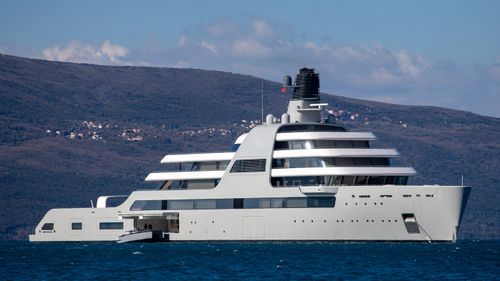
[100,40,128,63]
[199,40,217,54]
[233,39,271,57]
[42,40,129,64]
[178,34,188,47]
[395,50,421,77]
[252,20,273,37]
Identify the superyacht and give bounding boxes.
[29,68,470,243]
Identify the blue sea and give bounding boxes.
[1,241,498,280]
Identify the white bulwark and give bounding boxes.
[29,68,470,243]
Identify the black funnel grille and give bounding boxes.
[292,68,320,100]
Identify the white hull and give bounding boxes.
[29,185,470,242]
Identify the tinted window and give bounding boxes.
[278,124,346,132]
[41,223,54,230]
[129,197,335,210]
[230,159,266,173]
[71,222,82,230]
[99,222,123,230]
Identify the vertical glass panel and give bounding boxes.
[385,176,396,185]
[168,200,194,210]
[367,176,385,185]
[286,198,307,208]
[259,199,271,208]
[396,176,408,185]
[243,198,260,208]
[216,199,234,209]
[332,176,343,185]
[342,176,356,186]
[307,197,336,207]
[355,176,368,185]
[234,198,244,209]
[194,200,216,209]
[271,199,285,208]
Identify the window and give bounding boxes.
[355,176,368,185]
[272,157,390,168]
[385,176,396,185]
[234,198,244,209]
[231,144,241,152]
[129,197,335,211]
[342,176,356,186]
[166,179,219,190]
[277,124,346,133]
[307,197,336,207]
[99,222,123,230]
[169,200,194,210]
[367,176,385,185]
[41,223,54,230]
[230,159,266,173]
[194,199,217,209]
[71,222,82,230]
[274,140,369,150]
[396,176,408,185]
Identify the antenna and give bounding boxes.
[461,175,464,186]
[261,79,264,124]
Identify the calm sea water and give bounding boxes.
[1,240,498,280]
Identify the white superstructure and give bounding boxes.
[29,68,470,243]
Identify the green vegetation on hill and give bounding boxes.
[1,54,498,240]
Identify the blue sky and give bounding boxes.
[1,0,499,117]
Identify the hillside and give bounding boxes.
[0,54,499,240]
